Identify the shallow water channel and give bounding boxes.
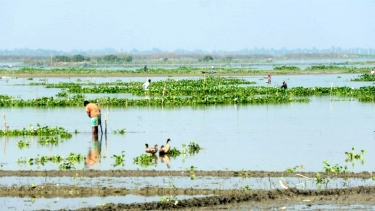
[1,74,375,210]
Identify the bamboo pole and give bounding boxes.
[105,106,108,134]
[2,114,7,132]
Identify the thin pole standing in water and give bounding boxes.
[97,103,103,134]
[105,106,108,134]
[2,114,7,131]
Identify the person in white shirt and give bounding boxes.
[142,79,151,90]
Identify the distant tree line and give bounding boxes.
[53,55,90,63]
[53,54,133,63]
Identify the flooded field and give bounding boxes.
[1,73,375,210]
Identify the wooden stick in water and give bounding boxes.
[2,114,7,132]
[105,107,108,134]
[97,103,103,134]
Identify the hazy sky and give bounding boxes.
[1,0,374,52]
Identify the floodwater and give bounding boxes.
[0,74,375,172]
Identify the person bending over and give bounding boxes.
[280,80,287,89]
[84,100,101,135]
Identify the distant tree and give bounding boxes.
[53,55,70,62]
[163,58,168,62]
[71,54,85,62]
[84,57,91,62]
[103,54,118,62]
[202,55,214,62]
[123,55,133,62]
[223,56,233,62]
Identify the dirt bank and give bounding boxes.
[0,170,372,179]
[30,186,375,211]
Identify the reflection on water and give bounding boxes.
[85,134,103,170]
[160,154,171,168]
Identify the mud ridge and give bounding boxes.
[34,186,375,211]
[0,170,372,179]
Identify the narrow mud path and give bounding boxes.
[30,186,375,211]
[0,170,372,179]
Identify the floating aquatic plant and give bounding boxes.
[133,154,156,167]
[112,151,125,167]
[17,140,30,149]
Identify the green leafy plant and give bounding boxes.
[133,154,156,167]
[113,128,126,135]
[315,173,329,189]
[323,160,347,174]
[112,151,125,167]
[241,185,251,191]
[167,148,181,157]
[186,166,197,180]
[285,165,303,173]
[17,140,30,149]
[38,137,59,146]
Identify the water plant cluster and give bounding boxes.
[351,73,375,81]
[37,137,60,146]
[0,124,72,138]
[17,153,85,170]
[17,140,30,149]
[5,75,375,107]
[284,147,367,189]
[133,142,202,167]
[133,154,156,167]
[111,151,125,167]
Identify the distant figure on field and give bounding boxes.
[210,65,215,73]
[142,79,151,90]
[144,65,148,72]
[264,74,271,84]
[371,69,375,75]
[280,80,287,89]
[84,100,102,135]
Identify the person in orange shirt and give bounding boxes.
[84,100,101,135]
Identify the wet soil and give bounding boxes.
[0,170,373,179]
[1,170,374,210]
[28,186,375,211]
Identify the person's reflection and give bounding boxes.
[85,134,102,169]
[159,154,170,168]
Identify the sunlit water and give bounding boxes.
[0,74,375,172]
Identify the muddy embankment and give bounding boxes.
[0,170,373,179]
[2,170,374,210]
[26,186,375,211]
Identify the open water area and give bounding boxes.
[1,73,375,210]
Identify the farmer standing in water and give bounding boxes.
[84,100,101,136]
